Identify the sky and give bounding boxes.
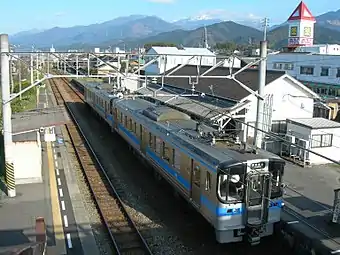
[0,0,338,34]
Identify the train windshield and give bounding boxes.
[269,160,285,199]
[217,164,245,203]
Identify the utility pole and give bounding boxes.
[254,40,267,149]
[18,61,22,100]
[76,55,79,76]
[30,46,34,86]
[0,34,16,197]
[262,18,269,41]
[36,52,39,80]
[47,53,50,75]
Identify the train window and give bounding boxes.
[205,171,211,191]
[155,137,162,155]
[120,112,123,123]
[162,142,170,163]
[124,116,127,127]
[193,165,200,187]
[133,122,137,133]
[139,124,143,140]
[148,133,153,148]
[217,173,244,203]
[269,162,284,199]
[128,118,132,130]
[172,148,181,169]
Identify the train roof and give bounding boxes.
[116,97,282,168]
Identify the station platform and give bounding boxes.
[0,85,100,255]
[280,162,340,254]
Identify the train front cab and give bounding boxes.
[215,159,285,245]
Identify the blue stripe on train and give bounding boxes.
[92,103,283,216]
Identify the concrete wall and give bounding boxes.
[13,133,42,184]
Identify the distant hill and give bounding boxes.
[316,9,340,31]
[173,17,224,30]
[10,15,180,48]
[118,21,264,49]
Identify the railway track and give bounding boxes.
[49,77,153,255]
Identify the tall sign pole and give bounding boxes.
[254,40,267,149]
[0,34,15,197]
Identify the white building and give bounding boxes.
[96,61,121,75]
[294,44,340,55]
[285,118,340,165]
[12,131,42,184]
[144,46,216,74]
[267,53,340,97]
[266,1,340,99]
[242,73,319,141]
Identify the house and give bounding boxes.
[143,64,320,145]
[216,55,241,68]
[96,61,121,75]
[284,118,340,165]
[144,46,216,74]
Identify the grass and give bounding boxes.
[11,81,37,114]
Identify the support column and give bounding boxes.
[254,40,267,149]
[0,34,15,197]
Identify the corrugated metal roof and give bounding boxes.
[151,46,215,56]
[288,117,340,129]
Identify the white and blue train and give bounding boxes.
[83,82,285,245]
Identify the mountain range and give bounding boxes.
[9,9,340,50]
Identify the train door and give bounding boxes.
[190,159,201,207]
[140,124,147,154]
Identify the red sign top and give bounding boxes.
[287,1,316,21]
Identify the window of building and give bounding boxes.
[205,171,211,191]
[284,63,294,70]
[273,63,282,69]
[300,66,314,75]
[311,134,333,148]
[320,67,329,76]
[271,121,287,134]
[337,68,340,78]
